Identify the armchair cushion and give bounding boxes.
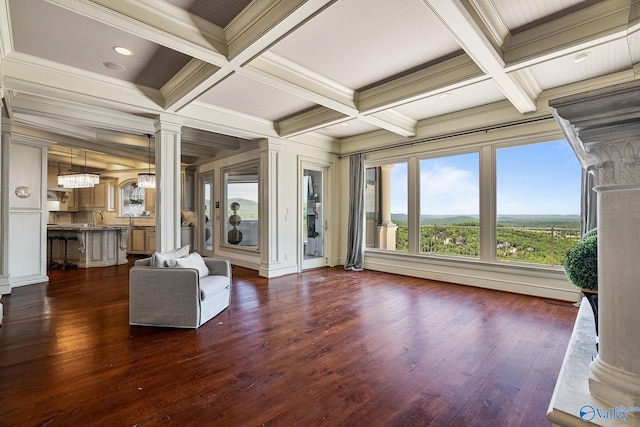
[150,245,190,268]
[166,252,209,277]
[199,275,230,301]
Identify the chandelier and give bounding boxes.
[57,148,100,188]
[138,134,155,188]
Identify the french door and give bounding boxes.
[301,165,328,270]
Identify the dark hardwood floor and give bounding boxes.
[0,259,577,426]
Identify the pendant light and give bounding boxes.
[138,134,156,189]
[57,148,100,188]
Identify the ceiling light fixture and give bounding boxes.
[113,46,133,56]
[103,61,126,71]
[138,134,156,189]
[57,148,100,188]
[573,52,590,63]
[439,92,452,99]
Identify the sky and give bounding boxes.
[389,140,582,216]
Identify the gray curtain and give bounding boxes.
[344,153,365,271]
[581,168,597,235]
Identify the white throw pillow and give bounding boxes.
[150,245,190,268]
[167,252,210,278]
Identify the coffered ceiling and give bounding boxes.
[0,0,638,169]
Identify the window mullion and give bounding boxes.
[407,156,420,255]
[479,145,496,262]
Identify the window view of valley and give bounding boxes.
[393,214,581,265]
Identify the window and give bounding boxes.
[365,161,408,252]
[120,181,146,217]
[223,163,259,248]
[420,153,479,258]
[496,140,581,265]
[364,138,581,269]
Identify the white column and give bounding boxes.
[0,114,10,297]
[259,138,281,278]
[550,80,640,411]
[378,164,397,250]
[154,115,182,253]
[588,141,640,407]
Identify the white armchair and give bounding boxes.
[129,256,231,329]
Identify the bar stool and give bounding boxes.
[59,235,78,270]
[47,235,62,270]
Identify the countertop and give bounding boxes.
[47,224,130,231]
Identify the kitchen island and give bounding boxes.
[47,225,129,268]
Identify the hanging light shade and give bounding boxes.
[57,148,100,188]
[138,134,156,188]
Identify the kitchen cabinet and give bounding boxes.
[129,227,146,253]
[145,188,155,212]
[127,226,156,255]
[146,228,156,253]
[57,189,77,211]
[78,178,116,211]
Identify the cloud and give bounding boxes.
[420,164,478,215]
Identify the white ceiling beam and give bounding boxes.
[44,0,228,64]
[164,0,338,112]
[424,0,537,113]
[245,52,357,114]
[503,0,630,71]
[358,54,487,113]
[3,53,164,116]
[277,107,349,138]
[361,111,417,138]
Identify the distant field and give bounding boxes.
[389,214,581,265]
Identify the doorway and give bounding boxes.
[301,166,327,270]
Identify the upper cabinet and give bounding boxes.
[145,188,155,212]
[182,168,195,211]
[78,178,116,211]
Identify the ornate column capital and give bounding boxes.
[587,139,640,189]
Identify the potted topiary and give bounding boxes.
[563,228,598,335]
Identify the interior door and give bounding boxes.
[200,174,214,257]
[302,166,327,270]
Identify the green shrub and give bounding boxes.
[563,230,598,291]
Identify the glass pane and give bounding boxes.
[120,182,146,217]
[496,140,581,265]
[303,169,323,259]
[224,166,259,247]
[204,178,213,251]
[365,162,408,252]
[419,153,479,258]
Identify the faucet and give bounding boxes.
[122,213,134,226]
[92,211,104,226]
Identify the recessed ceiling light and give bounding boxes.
[113,46,133,56]
[573,52,590,63]
[103,61,126,71]
[439,92,452,99]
